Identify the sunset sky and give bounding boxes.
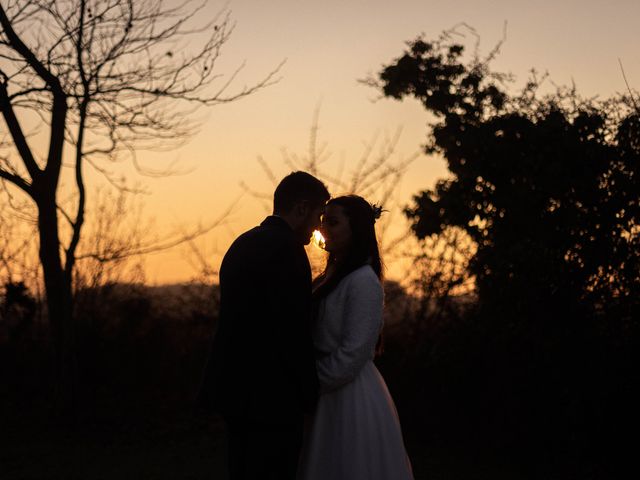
[132,0,640,284]
[8,0,640,285]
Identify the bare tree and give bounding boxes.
[0,0,279,413]
[242,108,420,276]
[405,227,476,321]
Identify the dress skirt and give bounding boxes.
[298,360,414,480]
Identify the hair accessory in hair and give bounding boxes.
[371,203,384,222]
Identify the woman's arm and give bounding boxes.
[316,269,383,392]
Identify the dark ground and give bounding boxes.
[2,413,531,480]
[1,282,634,479]
[1,379,578,480]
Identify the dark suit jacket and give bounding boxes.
[198,216,319,423]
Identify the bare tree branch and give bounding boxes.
[0,0,282,411]
[74,192,242,262]
[0,78,40,182]
[619,58,640,115]
[0,169,31,194]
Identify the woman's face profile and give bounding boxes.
[320,203,351,254]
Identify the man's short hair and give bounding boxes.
[273,171,330,214]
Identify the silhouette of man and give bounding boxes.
[199,171,329,480]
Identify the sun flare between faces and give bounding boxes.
[312,230,326,250]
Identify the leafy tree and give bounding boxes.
[370,33,640,325]
[368,33,640,467]
[0,0,278,414]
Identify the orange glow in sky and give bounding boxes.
[136,0,640,284]
[3,0,640,285]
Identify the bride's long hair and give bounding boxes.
[312,195,384,301]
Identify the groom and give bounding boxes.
[199,171,330,480]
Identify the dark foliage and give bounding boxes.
[372,34,640,477]
[1,281,226,478]
[378,37,639,316]
[1,282,37,341]
[2,281,219,420]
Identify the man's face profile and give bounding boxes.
[294,201,325,245]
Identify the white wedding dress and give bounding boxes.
[298,265,414,480]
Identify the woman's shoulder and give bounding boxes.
[348,264,379,280]
[343,264,382,291]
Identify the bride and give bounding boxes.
[299,195,414,480]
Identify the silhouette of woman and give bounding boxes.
[298,195,413,480]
